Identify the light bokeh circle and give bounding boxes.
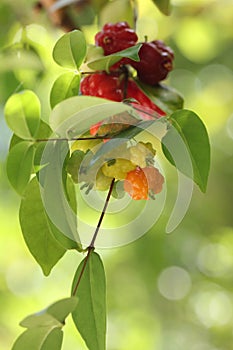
[39,100,194,248]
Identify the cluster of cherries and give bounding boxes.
[73,22,172,199]
[94,21,174,85]
[81,22,174,115]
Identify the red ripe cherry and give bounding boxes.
[126,80,166,116]
[80,72,123,101]
[131,40,174,85]
[80,72,166,135]
[81,73,165,116]
[95,22,138,55]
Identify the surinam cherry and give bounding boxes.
[124,166,164,200]
[124,167,149,200]
[80,73,165,116]
[80,72,166,136]
[129,142,156,168]
[95,22,138,55]
[80,72,123,101]
[130,40,174,85]
[102,158,136,180]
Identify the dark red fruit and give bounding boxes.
[95,22,138,55]
[80,73,165,115]
[131,40,174,85]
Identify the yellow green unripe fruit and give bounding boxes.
[129,142,156,168]
[102,158,136,180]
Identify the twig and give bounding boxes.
[72,178,115,295]
[35,135,110,142]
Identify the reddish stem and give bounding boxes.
[72,178,115,296]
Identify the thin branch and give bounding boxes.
[35,135,111,142]
[71,178,115,296]
[88,178,115,248]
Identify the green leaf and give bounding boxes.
[9,134,24,150]
[99,0,136,28]
[33,121,53,173]
[21,297,78,328]
[50,96,112,131]
[53,30,87,70]
[39,141,82,251]
[35,120,53,140]
[4,90,41,139]
[0,49,44,73]
[47,218,80,251]
[66,150,86,183]
[12,327,58,350]
[12,297,78,350]
[49,96,137,136]
[84,45,104,65]
[137,81,184,114]
[152,0,171,15]
[7,141,35,195]
[41,328,63,350]
[50,72,81,109]
[12,327,63,350]
[19,177,66,276]
[21,298,78,328]
[162,109,210,192]
[46,297,79,323]
[8,122,52,175]
[72,252,106,350]
[87,44,141,73]
[44,177,80,251]
[65,175,78,215]
[20,314,61,329]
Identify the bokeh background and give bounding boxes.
[0,0,233,349]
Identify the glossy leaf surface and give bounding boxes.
[87,44,141,72]
[138,81,184,114]
[49,96,136,137]
[72,252,106,350]
[50,72,81,109]
[39,141,82,251]
[19,177,66,276]
[53,30,87,69]
[7,141,35,195]
[12,297,78,350]
[162,109,210,192]
[4,90,41,139]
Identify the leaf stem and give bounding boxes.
[72,178,115,296]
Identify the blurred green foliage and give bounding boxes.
[0,0,233,349]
